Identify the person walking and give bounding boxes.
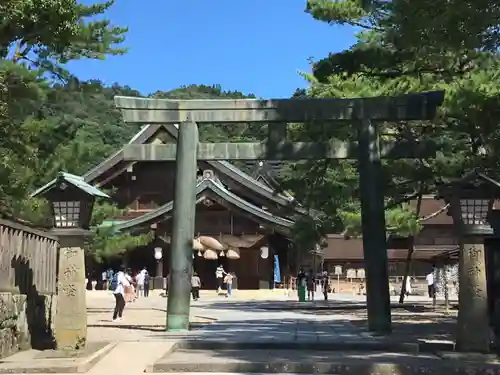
[191,272,201,300]
[111,267,131,321]
[101,270,107,290]
[321,271,329,301]
[144,268,150,297]
[135,267,147,298]
[297,269,306,302]
[426,267,435,299]
[124,268,136,303]
[106,268,114,290]
[224,272,234,297]
[215,265,226,294]
[306,269,315,301]
[405,276,412,297]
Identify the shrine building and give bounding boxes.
[82,124,458,289]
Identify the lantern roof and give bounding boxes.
[436,170,500,200]
[31,172,110,199]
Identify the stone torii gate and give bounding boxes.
[114,91,444,334]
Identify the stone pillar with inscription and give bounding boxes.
[456,236,490,353]
[53,232,87,350]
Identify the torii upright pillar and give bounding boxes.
[166,120,198,331]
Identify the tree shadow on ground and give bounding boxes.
[147,315,455,345]
[345,310,457,342]
[149,341,493,375]
[87,323,166,332]
[198,300,457,344]
[87,307,166,314]
[144,317,468,373]
[200,298,458,313]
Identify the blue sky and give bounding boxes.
[67,0,358,98]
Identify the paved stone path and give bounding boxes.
[7,291,458,374]
[85,290,457,343]
[87,290,369,342]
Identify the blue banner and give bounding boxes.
[274,255,281,284]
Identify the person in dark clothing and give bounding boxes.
[297,269,306,287]
[191,272,201,300]
[144,268,150,297]
[306,269,315,301]
[215,265,226,293]
[321,271,329,301]
[297,268,307,301]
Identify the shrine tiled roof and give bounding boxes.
[100,175,294,234]
[83,124,302,212]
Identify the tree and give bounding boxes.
[1,0,127,74]
[288,0,500,240]
[151,84,260,142]
[0,0,127,215]
[86,201,153,262]
[306,0,500,54]
[300,0,500,348]
[0,61,44,215]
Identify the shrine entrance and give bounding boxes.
[193,254,231,291]
[114,91,445,333]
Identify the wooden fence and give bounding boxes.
[0,219,58,295]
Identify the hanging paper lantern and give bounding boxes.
[226,248,240,260]
[198,236,224,251]
[203,249,218,260]
[192,238,205,251]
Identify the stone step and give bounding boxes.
[162,338,455,354]
[147,346,500,375]
[172,340,423,353]
[0,342,115,374]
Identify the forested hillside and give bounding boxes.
[30,81,259,187]
[2,77,259,217]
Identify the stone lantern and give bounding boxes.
[438,170,500,353]
[32,172,109,350]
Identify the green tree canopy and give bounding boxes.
[277,0,500,247]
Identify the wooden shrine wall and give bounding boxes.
[159,210,261,236]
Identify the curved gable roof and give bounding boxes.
[83,124,303,212]
[104,177,294,233]
[83,125,163,183]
